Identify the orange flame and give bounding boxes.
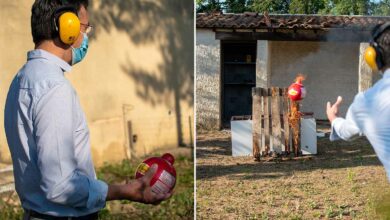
[295,73,306,84]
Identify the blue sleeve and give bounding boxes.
[33,82,108,209]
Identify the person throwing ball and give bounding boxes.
[327,22,390,181]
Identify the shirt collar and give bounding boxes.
[27,49,72,73]
[383,68,390,79]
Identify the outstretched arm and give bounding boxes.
[327,96,361,141]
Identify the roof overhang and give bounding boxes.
[197,13,389,42]
[214,28,371,42]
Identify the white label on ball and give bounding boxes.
[151,180,170,194]
[159,170,175,188]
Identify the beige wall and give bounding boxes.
[0,0,194,166]
[196,29,221,130]
[270,41,359,119]
[196,29,362,130]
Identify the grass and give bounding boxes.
[196,130,390,220]
[0,153,194,220]
[0,199,23,220]
[97,154,194,219]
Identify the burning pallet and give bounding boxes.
[252,87,293,160]
[252,75,306,160]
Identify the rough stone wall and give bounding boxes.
[196,29,221,130]
[270,41,360,119]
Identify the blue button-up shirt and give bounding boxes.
[330,68,390,181]
[4,49,108,217]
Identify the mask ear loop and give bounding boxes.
[70,31,86,50]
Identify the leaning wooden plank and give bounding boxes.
[260,88,265,156]
[278,88,286,153]
[263,88,270,156]
[252,87,261,161]
[282,88,291,154]
[271,87,282,154]
[290,101,301,156]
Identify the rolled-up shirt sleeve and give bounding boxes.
[33,82,108,209]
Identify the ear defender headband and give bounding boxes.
[53,3,81,45]
[364,22,390,71]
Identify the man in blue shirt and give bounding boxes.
[327,23,390,181]
[4,0,172,219]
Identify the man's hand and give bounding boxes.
[326,96,343,123]
[106,164,173,205]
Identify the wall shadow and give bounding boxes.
[197,133,382,180]
[90,0,194,146]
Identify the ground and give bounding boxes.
[0,147,193,220]
[196,128,390,220]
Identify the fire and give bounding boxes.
[288,73,306,156]
[289,102,301,156]
[295,73,306,84]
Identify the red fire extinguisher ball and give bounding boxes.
[135,153,176,194]
[288,78,306,101]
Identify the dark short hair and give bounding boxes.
[377,28,390,70]
[31,0,89,44]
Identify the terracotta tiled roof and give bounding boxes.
[196,12,390,30]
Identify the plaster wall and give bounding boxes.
[0,0,194,165]
[270,41,360,119]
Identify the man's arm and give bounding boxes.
[106,164,172,204]
[34,82,171,208]
[326,96,361,141]
[34,82,107,209]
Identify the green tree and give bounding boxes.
[224,0,252,13]
[250,0,291,13]
[371,0,390,15]
[325,0,369,15]
[196,0,222,12]
[196,0,390,15]
[289,0,326,14]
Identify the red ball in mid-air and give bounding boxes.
[288,79,306,101]
[135,153,176,194]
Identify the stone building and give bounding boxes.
[196,12,389,130]
[0,0,194,166]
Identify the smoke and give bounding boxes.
[270,39,361,119]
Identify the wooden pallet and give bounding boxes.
[252,87,301,160]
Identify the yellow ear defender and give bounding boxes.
[364,22,390,71]
[58,12,80,45]
[365,46,379,71]
[53,5,80,45]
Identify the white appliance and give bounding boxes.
[231,116,253,157]
[300,117,317,155]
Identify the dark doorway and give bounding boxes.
[221,41,257,127]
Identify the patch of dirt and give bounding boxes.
[196,128,390,219]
